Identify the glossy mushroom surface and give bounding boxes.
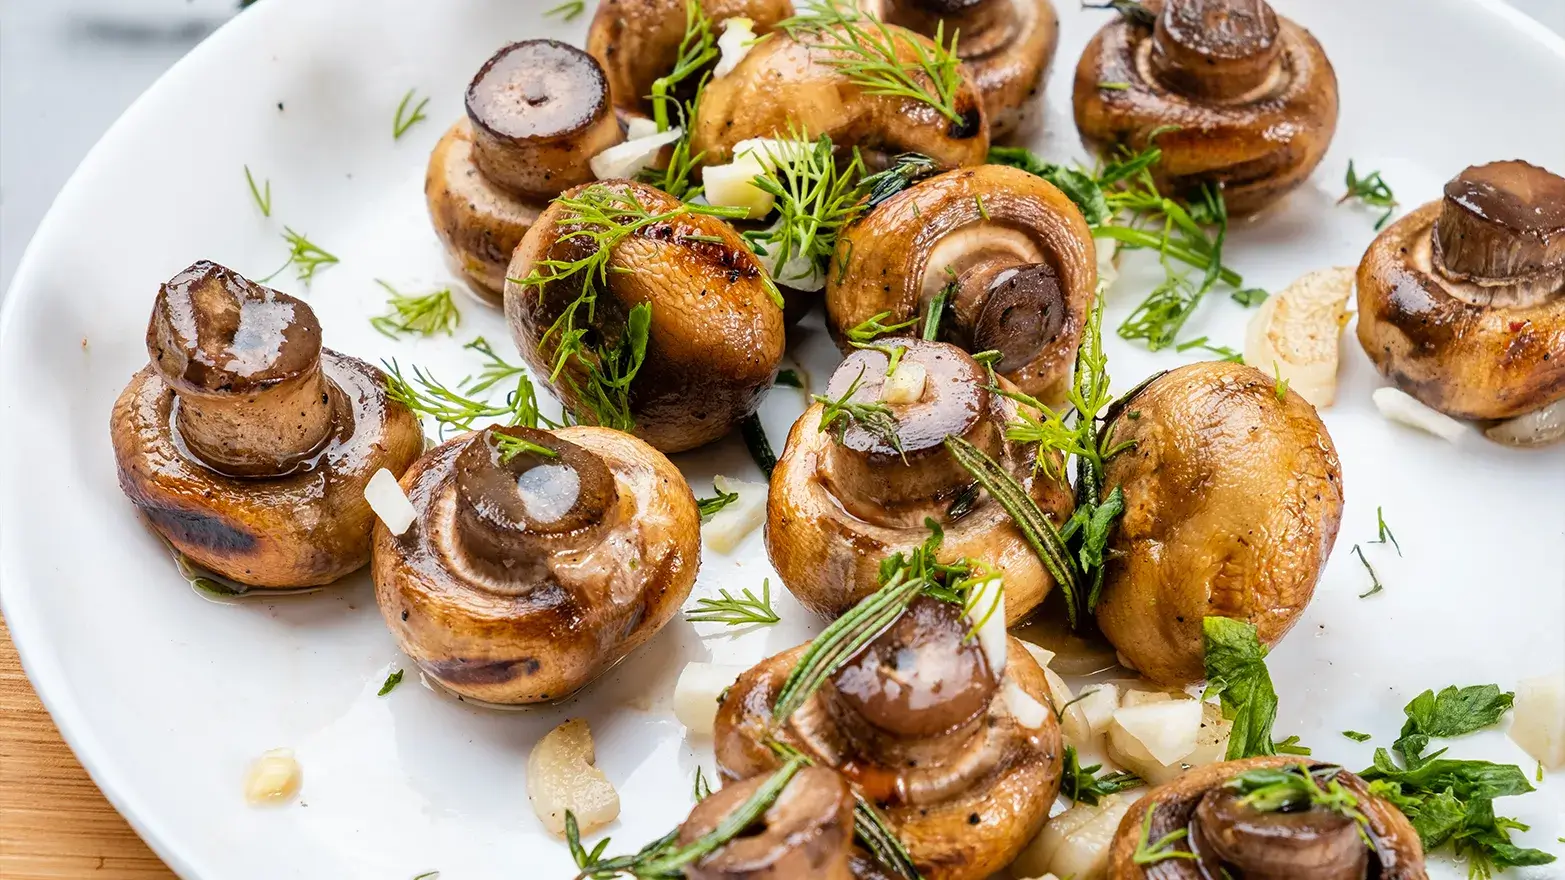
[678,767,857,879]
[1357,160,1565,423]
[372,425,700,704]
[1094,361,1343,685]
[767,339,1072,623]
[828,164,1097,405]
[587,0,795,118]
[691,24,988,168]
[427,40,623,301]
[1107,757,1428,879]
[1073,0,1338,217]
[860,0,1059,138]
[715,599,1063,880]
[110,261,423,587]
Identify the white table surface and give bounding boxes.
[2,0,1563,295]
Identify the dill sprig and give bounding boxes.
[1176,335,1243,362]
[244,165,272,217]
[493,432,558,462]
[544,0,586,20]
[264,227,339,286]
[370,281,460,338]
[394,89,430,140]
[743,133,866,286]
[1371,505,1401,556]
[1339,161,1397,230]
[1131,804,1198,865]
[637,92,707,200]
[845,310,918,343]
[686,580,781,626]
[780,0,966,126]
[384,360,553,437]
[814,366,904,455]
[461,336,528,393]
[651,0,718,132]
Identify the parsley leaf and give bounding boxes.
[1202,617,1279,760]
[1062,745,1142,805]
[1395,684,1515,764]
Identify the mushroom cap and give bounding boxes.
[678,767,857,880]
[766,341,1073,624]
[714,635,1063,880]
[426,120,544,302]
[504,181,785,453]
[690,25,988,168]
[1093,361,1343,686]
[826,164,1097,405]
[1106,757,1428,879]
[111,351,423,587]
[371,426,701,704]
[1357,198,1565,421]
[587,0,796,119]
[1072,0,1338,217]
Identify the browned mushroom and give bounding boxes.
[715,596,1064,880]
[1357,160,1565,429]
[426,40,623,302]
[1107,758,1428,878]
[767,338,1072,623]
[1073,0,1338,217]
[372,424,700,705]
[858,0,1059,138]
[110,261,423,588]
[691,23,988,168]
[587,0,795,119]
[503,180,785,453]
[678,767,857,879]
[1094,361,1343,685]
[827,164,1097,405]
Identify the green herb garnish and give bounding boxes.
[1131,804,1197,864]
[1203,616,1282,760]
[544,0,586,20]
[687,581,781,627]
[846,310,919,343]
[378,669,405,696]
[393,89,430,140]
[1062,745,1143,805]
[923,280,953,341]
[696,482,740,519]
[1372,505,1401,556]
[743,133,865,286]
[741,413,777,478]
[650,0,718,132]
[494,432,558,462]
[244,165,272,217]
[1353,544,1383,598]
[1225,764,1369,834]
[264,227,339,286]
[858,153,941,208]
[1175,335,1243,363]
[693,766,712,801]
[384,361,550,436]
[774,369,804,388]
[461,337,528,393]
[1339,161,1397,230]
[371,281,459,338]
[1274,734,1312,756]
[814,366,903,455]
[1273,361,1290,401]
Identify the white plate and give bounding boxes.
[2,0,1563,877]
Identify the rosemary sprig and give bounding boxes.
[858,153,941,209]
[1339,161,1397,230]
[384,360,551,436]
[461,337,528,393]
[814,366,904,455]
[493,432,558,462]
[370,281,460,338]
[846,310,919,343]
[744,133,866,286]
[741,413,777,478]
[696,482,740,519]
[1131,804,1198,864]
[686,581,781,626]
[244,165,272,217]
[263,227,339,286]
[544,0,587,20]
[651,0,718,132]
[393,89,430,140]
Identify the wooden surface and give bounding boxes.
[0,614,177,879]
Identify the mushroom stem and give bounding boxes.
[945,258,1067,375]
[452,427,619,587]
[1432,160,1565,286]
[879,0,1014,57]
[1149,0,1283,101]
[679,767,857,880]
[1189,785,1369,880]
[147,261,335,478]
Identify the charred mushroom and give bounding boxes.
[372,424,700,704]
[1094,361,1343,685]
[426,40,623,301]
[110,261,423,588]
[767,338,1072,623]
[1357,160,1565,436]
[587,0,795,119]
[715,596,1064,880]
[504,180,785,453]
[859,0,1059,138]
[678,767,858,879]
[827,164,1097,405]
[691,23,988,168]
[1107,758,1428,878]
[1073,0,1338,217]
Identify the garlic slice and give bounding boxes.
[589,127,683,181]
[673,662,747,735]
[1373,387,1472,445]
[700,475,768,554]
[702,154,773,219]
[244,748,302,805]
[365,468,416,535]
[1243,266,1353,407]
[881,362,928,405]
[527,718,620,836]
[1510,672,1564,770]
[714,17,758,78]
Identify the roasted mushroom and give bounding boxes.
[587,0,795,119]
[110,261,423,588]
[858,0,1059,138]
[372,424,700,704]
[1094,361,1343,685]
[691,23,988,168]
[678,767,858,879]
[1107,757,1428,878]
[426,40,623,302]
[1073,0,1338,217]
[1357,160,1565,434]
[715,596,1064,880]
[504,180,785,453]
[827,164,1097,405]
[767,338,1072,623]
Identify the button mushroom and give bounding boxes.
[1073,0,1338,217]
[678,767,857,879]
[426,40,623,302]
[827,164,1097,405]
[858,0,1060,138]
[1093,361,1343,685]
[371,424,700,704]
[767,338,1072,623]
[1106,758,1428,879]
[110,262,423,588]
[1356,160,1565,435]
[691,21,988,168]
[714,596,1063,880]
[503,180,785,453]
[587,0,795,119]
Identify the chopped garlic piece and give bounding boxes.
[702,154,773,219]
[1243,266,1353,407]
[1109,699,1203,765]
[967,574,1006,674]
[589,127,682,181]
[1510,672,1564,770]
[673,662,747,735]
[244,748,302,805]
[714,17,757,78]
[881,362,928,405]
[527,719,620,836]
[1372,387,1472,444]
[1003,679,1051,730]
[701,475,768,554]
[1012,793,1131,880]
[365,468,416,535]
[626,116,660,140]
